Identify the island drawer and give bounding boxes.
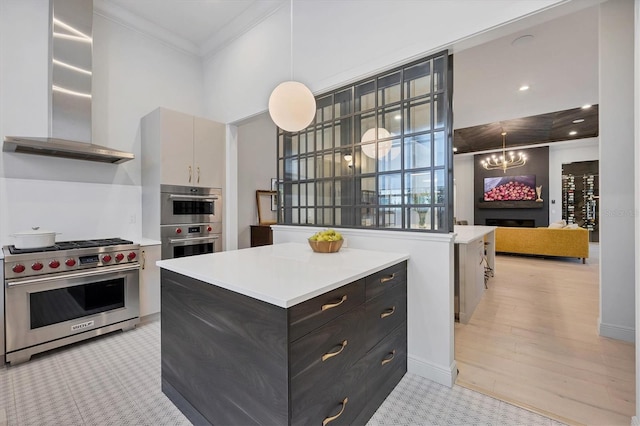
[289,278,365,342]
[365,261,407,301]
[365,282,407,349]
[290,305,366,380]
[364,321,407,400]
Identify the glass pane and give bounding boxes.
[379,207,401,229]
[360,207,376,227]
[307,182,315,207]
[378,106,402,136]
[336,178,352,206]
[283,134,293,157]
[284,158,297,180]
[404,99,431,134]
[434,169,445,204]
[335,118,352,147]
[357,177,376,204]
[291,183,299,207]
[322,208,333,225]
[355,113,376,141]
[378,71,401,106]
[316,96,332,123]
[405,171,431,204]
[298,158,307,180]
[299,207,306,224]
[306,208,315,224]
[406,207,431,230]
[355,79,375,112]
[434,94,445,129]
[300,183,307,207]
[379,139,401,172]
[404,60,431,99]
[323,125,332,151]
[299,132,307,154]
[334,88,352,118]
[404,134,431,169]
[356,144,376,174]
[290,134,299,155]
[278,134,284,158]
[434,131,445,167]
[323,180,333,206]
[306,156,315,180]
[291,208,299,224]
[278,159,284,180]
[378,173,402,206]
[305,130,315,153]
[434,206,445,230]
[434,55,445,92]
[335,151,352,177]
[335,207,342,225]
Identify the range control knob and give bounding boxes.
[176,228,182,234]
[49,260,60,269]
[103,255,112,263]
[32,262,44,271]
[127,252,137,261]
[115,253,125,262]
[12,264,25,274]
[207,226,212,232]
[65,258,76,267]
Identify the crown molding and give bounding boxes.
[94,0,200,57]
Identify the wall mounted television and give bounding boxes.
[483,175,536,201]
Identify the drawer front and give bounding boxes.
[290,305,366,380]
[365,261,407,301]
[364,321,407,401]
[365,282,407,349]
[291,358,368,426]
[289,279,365,342]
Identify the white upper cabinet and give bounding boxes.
[159,109,195,186]
[193,116,225,188]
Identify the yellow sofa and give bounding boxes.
[495,226,589,263]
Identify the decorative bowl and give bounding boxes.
[308,238,343,253]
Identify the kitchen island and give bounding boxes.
[157,242,409,425]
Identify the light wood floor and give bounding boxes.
[455,244,635,426]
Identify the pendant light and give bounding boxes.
[268,0,316,133]
[481,131,527,173]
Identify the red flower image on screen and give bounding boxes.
[483,175,536,201]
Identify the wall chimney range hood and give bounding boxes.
[2,0,134,164]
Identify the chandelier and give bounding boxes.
[481,132,526,173]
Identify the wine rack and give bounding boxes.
[562,174,576,224]
[582,174,597,231]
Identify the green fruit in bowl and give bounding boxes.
[309,228,343,242]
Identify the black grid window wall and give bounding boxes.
[276,50,453,233]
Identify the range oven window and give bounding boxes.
[173,242,214,258]
[173,200,214,215]
[30,279,125,329]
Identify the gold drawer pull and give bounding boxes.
[322,340,348,362]
[381,350,396,366]
[322,397,349,426]
[380,306,396,319]
[380,273,396,284]
[321,295,347,311]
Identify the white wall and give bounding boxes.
[0,2,203,243]
[236,113,277,249]
[453,156,475,224]
[599,0,635,342]
[202,0,564,124]
[635,0,640,420]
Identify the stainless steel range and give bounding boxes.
[3,238,140,365]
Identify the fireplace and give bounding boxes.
[486,218,535,228]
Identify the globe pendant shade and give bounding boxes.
[268,81,316,132]
[361,127,392,158]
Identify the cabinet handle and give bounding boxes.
[322,397,348,426]
[197,166,200,183]
[141,250,146,270]
[188,165,192,183]
[380,306,396,319]
[321,295,347,311]
[380,273,396,284]
[381,350,396,366]
[322,340,348,362]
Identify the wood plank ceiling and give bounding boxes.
[453,105,599,154]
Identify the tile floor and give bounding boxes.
[0,319,564,425]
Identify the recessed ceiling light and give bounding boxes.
[569,131,578,136]
[453,147,458,152]
[582,104,592,109]
[572,119,585,124]
[519,85,530,91]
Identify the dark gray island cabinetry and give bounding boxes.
[157,243,409,425]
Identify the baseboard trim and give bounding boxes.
[598,320,635,342]
[408,354,457,387]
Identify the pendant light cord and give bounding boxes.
[290,0,294,79]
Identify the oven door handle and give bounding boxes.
[168,194,219,201]
[6,263,140,287]
[169,236,219,244]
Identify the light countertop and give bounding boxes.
[156,242,409,308]
[453,225,497,244]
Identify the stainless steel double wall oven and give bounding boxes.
[160,185,223,259]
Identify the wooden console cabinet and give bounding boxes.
[250,225,273,247]
[160,256,407,425]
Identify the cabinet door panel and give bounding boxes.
[160,109,194,186]
[194,117,225,188]
[365,282,407,349]
[365,261,407,300]
[290,306,366,380]
[288,279,365,342]
[364,322,407,404]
